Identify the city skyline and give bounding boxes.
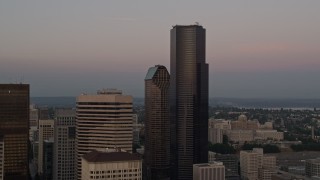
[1,1,320,98]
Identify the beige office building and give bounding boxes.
[225,130,254,143]
[208,119,231,130]
[259,122,273,130]
[231,115,259,130]
[81,150,142,180]
[38,119,54,174]
[255,130,284,141]
[240,148,263,180]
[193,162,225,180]
[258,169,275,180]
[259,156,276,180]
[240,148,277,180]
[76,89,133,179]
[263,156,277,170]
[208,128,223,144]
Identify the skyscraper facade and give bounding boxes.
[170,25,209,180]
[145,65,170,180]
[43,139,54,180]
[0,84,29,180]
[53,108,76,180]
[0,136,4,180]
[75,89,133,179]
[38,119,54,175]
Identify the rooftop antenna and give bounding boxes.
[20,75,24,84]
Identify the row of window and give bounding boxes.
[89,174,140,179]
[90,169,140,174]
[77,102,132,105]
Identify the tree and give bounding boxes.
[208,142,236,154]
[223,135,229,145]
[241,143,280,153]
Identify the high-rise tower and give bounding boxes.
[0,84,29,180]
[53,108,76,180]
[145,65,170,180]
[38,119,54,176]
[75,89,133,179]
[170,25,209,180]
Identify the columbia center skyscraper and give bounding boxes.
[170,25,209,180]
[145,65,170,180]
[0,84,29,180]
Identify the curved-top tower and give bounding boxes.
[145,65,170,179]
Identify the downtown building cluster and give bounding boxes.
[208,115,284,144]
[0,24,215,180]
[10,87,141,180]
[144,24,209,180]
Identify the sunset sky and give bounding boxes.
[1,0,320,98]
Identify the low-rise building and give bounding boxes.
[226,130,254,143]
[306,158,320,178]
[255,130,284,141]
[81,150,142,180]
[240,148,277,180]
[259,168,274,180]
[240,148,263,180]
[209,128,223,144]
[287,166,305,176]
[208,151,216,163]
[259,122,273,130]
[263,156,277,170]
[193,162,225,180]
[231,115,249,130]
[209,119,231,130]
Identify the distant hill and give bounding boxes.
[210,98,320,109]
[31,97,320,109]
[30,97,145,107]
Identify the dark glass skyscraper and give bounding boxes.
[0,84,29,180]
[145,65,170,180]
[170,25,209,180]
